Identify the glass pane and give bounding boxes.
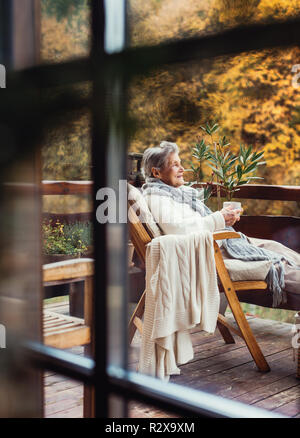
[41,100,94,361]
[128,0,300,48]
[128,46,300,215]
[126,48,299,417]
[41,0,91,63]
[41,102,93,257]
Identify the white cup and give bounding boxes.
[223,201,242,215]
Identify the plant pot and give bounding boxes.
[43,253,81,265]
[43,248,94,264]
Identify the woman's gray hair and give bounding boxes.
[141,141,179,178]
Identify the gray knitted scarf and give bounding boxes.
[142,177,297,307]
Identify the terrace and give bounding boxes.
[41,176,300,418]
[44,309,299,418]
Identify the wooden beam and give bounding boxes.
[128,291,146,344]
[42,181,93,195]
[44,326,90,349]
[192,183,300,201]
[217,314,243,339]
[213,231,241,240]
[43,259,94,283]
[232,281,268,291]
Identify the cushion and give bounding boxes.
[127,183,162,238]
[223,259,272,281]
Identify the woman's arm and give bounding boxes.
[145,195,226,235]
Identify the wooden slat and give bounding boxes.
[128,205,152,265]
[43,315,59,321]
[213,231,241,240]
[44,302,70,310]
[43,310,84,323]
[43,310,90,349]
[44,322,80,333]
[42,181,93,195]
[232,280,268,291]
[133,316,143,335]
[129,291,146,344]
[43,277,86,287]
[44,319,72,328]
[44,327,90,350]
[43,260,94,283]
[217,314,243,338]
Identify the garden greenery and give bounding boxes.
[43,220,92,256]
[190,121,266,203]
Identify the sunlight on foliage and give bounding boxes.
[128,1,300,216]
[41,0,300,219]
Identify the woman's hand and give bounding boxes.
[220,206,242,227]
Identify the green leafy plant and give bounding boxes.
[189,121,266,206]
[43,220,92,256]
[42,0,89,21]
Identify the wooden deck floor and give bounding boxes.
[44,303,300,418]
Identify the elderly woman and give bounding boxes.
[141,141,300,309]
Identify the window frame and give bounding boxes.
[12,0,300,418]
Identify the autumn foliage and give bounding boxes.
[41,0,300,215]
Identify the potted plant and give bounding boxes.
[42,220,93,264]
[189,121,266,210]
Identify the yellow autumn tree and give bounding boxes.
[41,0,300,217]
[41,0,91,213]
[128,0,300,206]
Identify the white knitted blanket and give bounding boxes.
[138,231,220,380]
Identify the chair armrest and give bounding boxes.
[43,258,94,282]
[213,231,240,240]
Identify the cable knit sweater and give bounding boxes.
[138,232,220,380]
[144,192,225,235]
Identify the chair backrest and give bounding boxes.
[128,205,152,265]
[127,183,161,265]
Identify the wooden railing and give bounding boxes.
[42,181,93,224]
[192,182,300,251]
[42,180,93,196]
[192,182,300,202]
[41,180,300,252]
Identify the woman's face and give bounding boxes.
[152,152,185,187]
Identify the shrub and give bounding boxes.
[42,220,92,256]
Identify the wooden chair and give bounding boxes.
[128,202,271,372]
